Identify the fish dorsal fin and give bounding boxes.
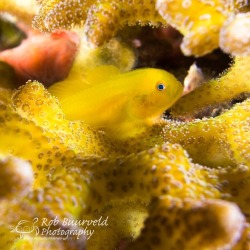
[49,65,121,101]
[85,65,121,84]
[48,77,89,101]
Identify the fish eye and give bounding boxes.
[156,83,166,91]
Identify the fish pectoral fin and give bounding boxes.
[106,120,147,140]
[86,65,121,84]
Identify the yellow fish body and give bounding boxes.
[49,65,183,139]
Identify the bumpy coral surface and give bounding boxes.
[171,56,250,118]
[33,0,166,46]
[33,0,250,56]
[156,0,248,56]
[164,98,250,167]
[129,197,245,250]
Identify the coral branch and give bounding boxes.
[171,56,250,119]
[33,0,165,46]
[164,99,250,167]
[129,197,245,250]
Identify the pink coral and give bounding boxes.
[0,23,79,86]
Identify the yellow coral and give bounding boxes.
[33,0,250,56]
[81,143,220,213]
[1,7,250,249]
[163,99,250,167]
[216,165,250,216]
[0,143,224,250]
[0,0,250,249]
[0,107,69,188]
[0,60,249,249]
[129,197,245,250]
[67,38,136,76]
[171,56,250,119]
[33,0,165,46]
[0,157,88,247]
[0,156,33,199]
[11,238,70,250]
[75,38,136,73]
[11,81,114,156]
[220,12,250,56]
[0,83,111,188]
[156,0,229,56]
[46,143,221,250]
[0,224,21,250]
[0,78,249,249]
